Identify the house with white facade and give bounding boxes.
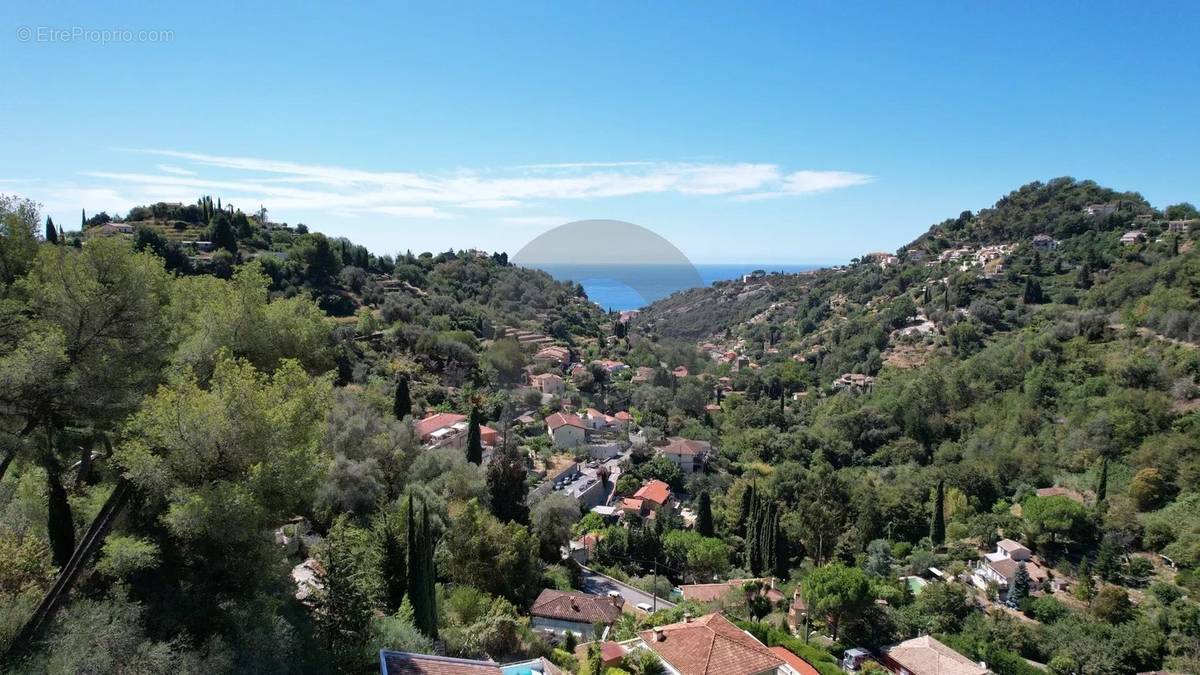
[546,412,586,448]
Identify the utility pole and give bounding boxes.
[652,556,659,612]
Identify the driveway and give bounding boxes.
[579,566,675,612]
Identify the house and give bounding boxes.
[1031,234,1059,252]
[529,589,623,638]
[1168,219,1196,234]
[531,372,565,395]
[673,366,690,378]
[613,411,633,429]
[786,588,808,634]
[833,373,875,392]
[535,345,572,366]
[415,413,499,452]
[971,539,1048,599]
[878,635,991,675]
[379,651,501,675]
[583,408,617,431]
[658,437,711,474]
[770,647,821,675]
[1120,230,1146,245]
[546,412,586,448]
[598,641,626,669]
[592,359,628,374]
[905,249,928,262]
[678,578,785,606]
[1084,203,1117,218]
[633,479,673,511]
[629,612,795,675]
[83,222,135,238]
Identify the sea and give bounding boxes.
[529,263,825,311]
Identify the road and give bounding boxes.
[579,566,675,612]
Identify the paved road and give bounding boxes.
[579,566,675,612]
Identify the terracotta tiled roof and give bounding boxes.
[634,479,672,507]
[415,413,467,439]
[546,412,585,431]
[1035,486,1086,503]
[530,589,622,625]
[881,636,989,675]
[769,646,821,675]
[662,437,711,456]
[614,411,633,421]
[380,651,501,675]
[600,641,626,665]
[638,613,784,675]
[678,579,784,604]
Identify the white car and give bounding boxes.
[636,602,653,612]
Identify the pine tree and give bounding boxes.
[393,377,411,420]
[44,216,57,244]
[1096,456,1109,503]
[315,517,374,673]
[1011,561,1031,606]
[930,479,946,546]
[1075,558,1095,603]
[697,492,714,537]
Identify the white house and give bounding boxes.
[658,437,711,474]
[546,412,586,448]
[531,372,565,395]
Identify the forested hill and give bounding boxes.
[636,177,1200,351]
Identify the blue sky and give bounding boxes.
[4,2,1198,263]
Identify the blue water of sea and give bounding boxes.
[529,263,824,311]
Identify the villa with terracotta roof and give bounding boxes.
[627,612,800,675]
[531,372,565,395]
[678,578,785,605]
[534,345,572,366]
[529,589,623,638]
[415,413,498,452]
[658,437,711,474]
[379,651,501,675]
[546,411,586,448]
[879,635,991,675]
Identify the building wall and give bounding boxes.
[551,425,586,448]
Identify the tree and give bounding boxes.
[0,194,41,284]
[1092,585,1134,624]
[1096,456,1109,504]
[865,539,892,577]
[1129,468,1170,511]
[466,407,483,465]
[393,376,412,420]
[44,216,57,244]
[930,479,946,546]
[437,500,541,605]
[1075,559,1095,604]
[531,493,581,560]
[914,581,973,634]
[1021,495,1091,547]
[487,440,528,524]
[1010,562,1031,606]
[407,496,438,639]
[1023,276,1044,304]
[801,563,871,641]
[696,491,715,537]
[315,516,376,674]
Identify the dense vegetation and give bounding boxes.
[2,178,1199,674]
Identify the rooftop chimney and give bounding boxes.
[683,613,693,623]
[653,628,665,642]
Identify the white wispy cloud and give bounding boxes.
[57,148,872,222]
[155,164,196,176]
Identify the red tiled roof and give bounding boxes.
[662,437,711,456]
[600,641,626,665]
[614,411,633,421]
[380,652,500,675]
[881,635,989,675]
[770,646,821,675]
[634,480,672,507]
[678,579,784,604]
[530,589,622,625]
[415,412,467,440]
[637,613,784,675]
[620,497,644,512]
[546,412,585,431]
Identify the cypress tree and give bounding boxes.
[81,208,86,229]
[697,492,714,537]
[943,284,951,312]
[376,508,406,612]
[407,496,437,639]
[466,407,483,465]
[1097,456,1109,503]
[771,510,790,580]
[393,376,411,420]
[930,479,946,546]
[45,216,58,244]
[737,482,755,537]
